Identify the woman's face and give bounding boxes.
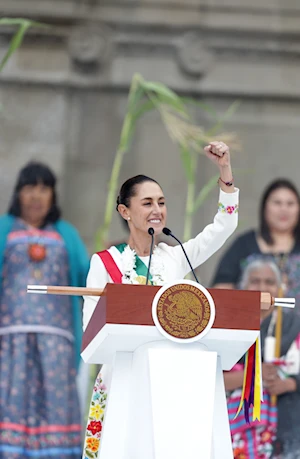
[264,187,300,233]
[122,181,167,236]
[19,183,53,227]
[246,265,279,298]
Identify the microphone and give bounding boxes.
[162,227,200,283]
[146,227,155,285]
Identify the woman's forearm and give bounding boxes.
[218,165,235,193]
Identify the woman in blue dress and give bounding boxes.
[0,162,90,458]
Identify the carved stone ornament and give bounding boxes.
[177,32,213,77]
[68,24,112,69]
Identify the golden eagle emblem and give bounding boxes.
[156,284,212,339]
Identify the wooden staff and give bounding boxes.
[27,285,105,296]
[27,285,295,309]
[272,286,284,405]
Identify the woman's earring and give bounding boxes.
[127,217,131,221]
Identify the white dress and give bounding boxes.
[82,187,239,458]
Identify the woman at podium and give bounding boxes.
[82,141,239,458]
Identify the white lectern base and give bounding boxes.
[98,341,233,459]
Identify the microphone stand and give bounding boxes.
[146,227,155,286]
[162,227,200,283]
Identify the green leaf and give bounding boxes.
[180,145,194,184]
[128,86,144,114]
[0,18,47,27]
[0,18,30,26]
[127,75,144,113]
[0,22,29,71]
[119,114,135,152]
[0,19,49,71]
[141,81,187,115]
[132,99,156,122]
[122,99,158,149]
[181,98,218,119]
[193,174,219,213]
[220,100,241,123]
[207,100,241,137]
[142,81,178,100]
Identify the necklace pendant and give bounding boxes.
[28,243,47,262]
[134,275,150,285]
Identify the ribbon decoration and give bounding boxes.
[234,337,262,423]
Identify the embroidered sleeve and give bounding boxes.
[161,188,239,276]
[218,202,239,215]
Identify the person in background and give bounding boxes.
[212,179,300,314]
[0,162,90,459]
[224,259,300,459]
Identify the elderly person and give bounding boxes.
[224,259,300,459]
[82,141,239,458]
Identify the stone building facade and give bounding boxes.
[1,0,300,284]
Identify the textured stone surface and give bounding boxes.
[1,0,300,285]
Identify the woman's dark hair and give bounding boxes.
[8,161,61,225]
[116,174,160,210]
[259,178,300,245]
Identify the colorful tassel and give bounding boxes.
[234,337,262,423]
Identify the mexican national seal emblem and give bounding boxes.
[152,280,215,343]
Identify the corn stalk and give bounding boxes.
[96,73,240,249]
[0,18,48,71]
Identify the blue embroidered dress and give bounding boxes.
[0,218,89,459]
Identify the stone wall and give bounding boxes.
[1,0,300,284]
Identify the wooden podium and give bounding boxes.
[81,283,268,459]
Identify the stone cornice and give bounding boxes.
[2,0,300,34]
[1,2,300,98]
